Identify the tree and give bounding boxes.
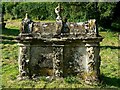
[2,2,119,30]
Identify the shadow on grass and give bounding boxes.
[100,75,120,88]
[2,36,15,40]
[100,46,120,49]
[2,28,19,44]
[99,21,120,32]
[2,28,19,36]
[2,40,17,44]
[110,26,120,32]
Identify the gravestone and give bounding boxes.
[17,4,103,84]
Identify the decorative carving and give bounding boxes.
[55,4,62,22]
[54,4,70,37]
[88,19,96,31]
[53,47,63,77]
[55,4,63,35]
[84,46,100,84]
[61,17,70,35]
[86,46,95,72]
[20,13,33,33]
[18,46,29,77]
[17,4,103,84]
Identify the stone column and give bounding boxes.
[53,46,63,78]
[85,43,100,84]
[18,43,31,79]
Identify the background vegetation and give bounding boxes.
[1,2,120,89]
[2,2,120,31]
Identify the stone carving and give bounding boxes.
[17,4,103,84]
[88,19,96,31]
[61,17,70,35]
[55,4,70,36]
[84,45,101,84]
[55,4,63,35]
[18,46,30,78]
[55,4,62,22]
[86,46,95,72]
[19,7,97,38]
[20,13,33,33]
[53,47,63,77]
[32,22,41,33]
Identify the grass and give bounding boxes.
[1,20,120,89]
[99,31,119,88]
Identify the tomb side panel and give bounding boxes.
[29,46,54,76]
[63,42,87,76]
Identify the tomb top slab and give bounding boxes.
[19,4,100,39]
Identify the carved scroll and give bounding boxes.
[86,46,95,72]
[53,47,63,77]
[85,44,101,84]
[18,45,30,78]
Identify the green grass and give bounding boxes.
[99,31,120,88]
[1,20,120,89]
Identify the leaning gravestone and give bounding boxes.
[17,4,103,84]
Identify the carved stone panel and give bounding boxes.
[86,46,95,72]
[85,43,100,83]
[63,43,87,76]
[18,44,30,77]
[53,46,63,77]
[73,46,87,74]
[29,46,53,76]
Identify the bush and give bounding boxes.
[4,13,12,20]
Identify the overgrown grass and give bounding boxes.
[99,31,120,88]
[1,20,120,89]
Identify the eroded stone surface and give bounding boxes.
[17,4,103,84]
[17,36,102,83]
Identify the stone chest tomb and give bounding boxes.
[17,4,103,83]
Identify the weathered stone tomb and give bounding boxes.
[17,4,103,83]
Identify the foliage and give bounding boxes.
[2,2,120,30]
[64,76,80,84]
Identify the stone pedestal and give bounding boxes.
[17,34,102,83]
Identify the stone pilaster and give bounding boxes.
[18,43,31,79]
[85,43,100,84]
[53,46,63,77]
